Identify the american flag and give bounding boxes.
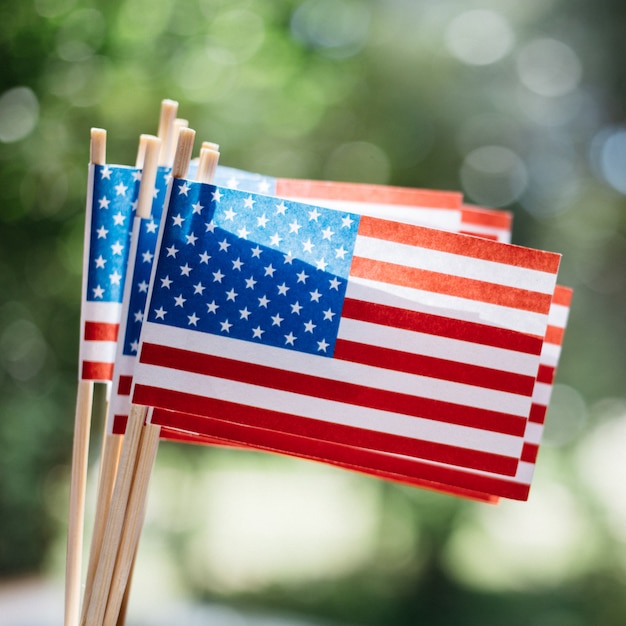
[133,179,560,479]
[79,164,140,381]
[209,165,512,242]
[109,167,172,433]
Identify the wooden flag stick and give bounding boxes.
[65,127,106,626]
[165,118,188,168]
[156,99,178,167]
[80,134,153,624]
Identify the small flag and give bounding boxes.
[79,164,140,381]
[132,179,560,480]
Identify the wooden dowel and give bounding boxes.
[195,145,220,184]
[135,135,161,219]
[90,128,106,166]
[172,127,196,180]
[165,118,188,168]
[156,99,178,167]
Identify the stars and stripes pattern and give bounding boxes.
[79,164,140,381]
[108,167,171,433]
[132,178,561,483]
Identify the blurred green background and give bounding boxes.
[1,0,626,624]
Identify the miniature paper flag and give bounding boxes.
[149,280,570,502]
[132,179,560,479]
[79,164,140,381]
[210,165,512,243]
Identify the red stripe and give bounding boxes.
[334,339,536,396]
[139,343,527,436]
[275,179,462,209]
[117,375,133,395]
[112,414,128,435]
[81,361,114,381]
[545,325,564,345]
[84,321,119,341]
[460,231,499,241]
[358,216,561,273]
[552,285,573,306]
[351,256,553,314]
[149,408,527,495]
[461,206,512,228]
[528,403,547,424]
[521,442,539,464]
[342,298,543,354]
[536,364,556,385]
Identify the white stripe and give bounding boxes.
[338,317,540,377]
[461,225,511,243]
[539,342,561,366]
[523,421,544,445]
[531,381,553,405]
[82,301,123,323]
[79,340,117,362]
[286,197,463,231]
[140,323,533,416]
[548,303,570,327]
[346,277,549,336]
[134,362,524,458]
[355,236,557,294]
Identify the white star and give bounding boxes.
[258,179,271,193]
[288,220,302,234]
[178,182,191,196]
[220,319,232,333]
[193,282,205,295]
[239,307,251,320]
[94,255,106,269]
[207,300,219,314]
[134,310,144,323]
[226,176,239,189]
[212,188,222,201]
[243,195,255,209]
[187,313,199,326]
[199,251,211,264]
[130,340,139,352]
[180,263,192,276]
[192,202,204,214]
[96,225,108,238]
[223,207,237,221]
[145,220,158,234]
[160,275,172,289]
[225,288,238,302]
[329,277,341,290]
[304,320,316,333]
[205,220,217,233]
[100,166,112,179]
[296,270,309,284]
[185,232,198,246]
[317,338,329,352]
[113,212,126,226]
[302,238,314,253]
[271,313,284,326]
[138,280,149,292]
[212,269,224,282]
[174,294,186,307]
[132,170,142,182]
[98,196,110,209]
[323,308,335,321]
[257,213,269,228]
[251,245,262,258]
[252,326,264,339]
[315,258,328,271]
[335,245,347,259]
[115,182,128,196]
[290,301,302,315]
[154,307,167,320]
[111,241,124,255]
[264,264,276,277]
[308,208,321,221]
[341,215,354,228]
[245,276,257,289]
[218,239,231,252]
[277,282,289,296]
[109,271,122,285]
[237,226,250,239]
[92,285,104,299]
[232,257,244,271]
[275,201,287,215]
[269,233,282,246]
[166,245,179,258]
[283,252,295,264]
[321,227,334,240]
[258,294,270,308]
[284,332,296,345]
[142,250,153,263]
[310,289,322,302]
[172,214,184,227]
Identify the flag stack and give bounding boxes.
[67,100,571,626]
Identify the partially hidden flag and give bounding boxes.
[132,179,561,487]
[79,164,140,381]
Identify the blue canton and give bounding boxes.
[148,180,361,357]
[87,164,141,303]
[122,167,172,356]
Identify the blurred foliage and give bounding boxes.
[1,0,626,624]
